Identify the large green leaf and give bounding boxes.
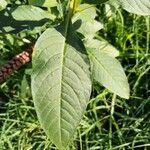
[109,0,150,16]
[12,5,55,21]
[0,9,50,33]
[87,48,129,99]
[118,0,150,15]
[28,0,58,7]
[0,0,7,11]
[31,24,91,149]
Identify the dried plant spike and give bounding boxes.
[0,46,33,83]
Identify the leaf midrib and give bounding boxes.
[59,15,71,147]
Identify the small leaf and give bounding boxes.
[0,0,7,11]
[74,4,97,22]
[73,4,103,39]
[20,75,31,99]
[12,5,55,21]
[85,38,119,57]
[28,0,58,7]
[31,24,91,149]
[74,0,82,10]
[87,48,129,99]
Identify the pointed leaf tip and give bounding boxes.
[87,48,130,99]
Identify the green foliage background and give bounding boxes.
[0,0,150,149]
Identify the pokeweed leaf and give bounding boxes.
[31,24,92,149]
[109,0,150,16]
[85,38,119,57]
[118,0,150,16]
[12,5,55,21]
[0,0,7,11]
[74,4,97,20]
[28,0,58,7]
[73,4,103,39]
[87,48,129,99]
[0,8,50,33]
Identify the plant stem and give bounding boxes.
[146,16,149,54]
[109,94,116,149]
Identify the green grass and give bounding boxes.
[0,3,150,150]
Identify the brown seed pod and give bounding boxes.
[0,46,33,83]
